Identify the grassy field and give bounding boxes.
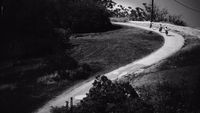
[71,26,163,76]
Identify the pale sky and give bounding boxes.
[113,0,200,27]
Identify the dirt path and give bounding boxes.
[35,22,185,113]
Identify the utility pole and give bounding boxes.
[151,0,154,23]
[150,0,154,28]
[151,0,154,22]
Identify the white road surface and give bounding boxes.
[35,21,185,113]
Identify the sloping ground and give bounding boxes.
[35,22,184,113]
[71,26,163,75]
[128,21,200,112]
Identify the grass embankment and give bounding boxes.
[71,25,163,76]
[126,24,200,112]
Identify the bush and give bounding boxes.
[51,76,153,113]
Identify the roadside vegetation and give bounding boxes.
[51,71,198,113]
[51,75,153,113]
[110,2,186,26]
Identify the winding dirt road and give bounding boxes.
[35,22,185,113]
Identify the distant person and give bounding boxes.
[165,26,169,35]
[150,22,153,28]
[159,24,163,32]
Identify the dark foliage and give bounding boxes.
[54,0,113,33]
[51,76,153,113]
[142,3,186,26]
[0,0,114,61]
[1,0,67,60]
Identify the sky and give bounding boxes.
[113,0,200,27]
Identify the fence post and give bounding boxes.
[65,101,69,109]
[70,97,73,113]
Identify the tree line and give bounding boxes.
[110,3,186,26]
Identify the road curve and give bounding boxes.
[35,22,185,113]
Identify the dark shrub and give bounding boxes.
[51,76,153,113]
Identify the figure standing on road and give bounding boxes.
[165,26,169,35]
[159,24,163,32]
[150,22,153,28]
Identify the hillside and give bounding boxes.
[126,22,200,113]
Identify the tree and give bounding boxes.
[142,3,186,26]
[110,2,186,26]
[111,4,131,17]
[95,0,116,9]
